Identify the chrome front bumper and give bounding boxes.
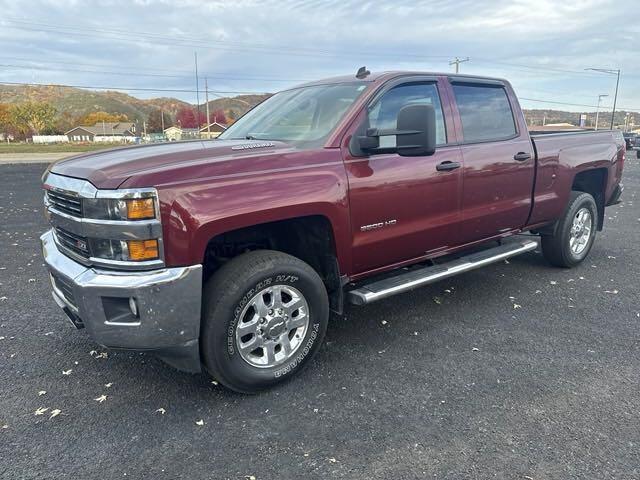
[41,229,203,373]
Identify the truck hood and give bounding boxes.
[50,139,296,189]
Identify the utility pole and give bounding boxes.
[205,77,211,138]
[160,110,165,133]
[194,52,201,138]
[585,68,620,130]
[595,94,608,131]
[449,57,470,74]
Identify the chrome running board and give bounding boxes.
[347,239,538,305]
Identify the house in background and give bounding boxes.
[65,122,137,142]
[163,126,200,141]
[199,121,227,139]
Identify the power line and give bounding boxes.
[520,96,640,111]
[2,18,456,61]
[1,80,637,112]
[0,57,310,82]
[0,80,268,96]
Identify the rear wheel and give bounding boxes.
[541,191,598,268]
[201,250,329,393]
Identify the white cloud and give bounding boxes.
[0,0,637,112]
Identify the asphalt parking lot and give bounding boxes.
[0,157,638,480]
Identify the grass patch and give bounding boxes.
[0,143,125,154]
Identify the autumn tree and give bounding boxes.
[176,107,206,128]
[147,109,165,133]
[0,104,12,137]
[210,109,227,125]
[80,111,129,125]
[10,102,57,135]
[53,111,77,134]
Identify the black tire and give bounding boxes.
[201,250,329,393]
[541,191,598,268]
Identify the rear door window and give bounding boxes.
[452,84,516,142]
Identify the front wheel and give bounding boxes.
[201,250,329,393]
[541,191,598,268]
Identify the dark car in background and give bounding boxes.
[623,132,637,149]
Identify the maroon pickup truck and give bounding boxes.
[41,70,625,392]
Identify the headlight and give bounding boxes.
[84,197,156,221]
[90,238,159,262]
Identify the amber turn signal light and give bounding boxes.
[126,198,155,220]
[127,239,159,261]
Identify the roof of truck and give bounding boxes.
[296,71,510,88]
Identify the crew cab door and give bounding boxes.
[448,79,535,243]
[343,78,463,275]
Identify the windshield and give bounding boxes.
[219,82,368,147]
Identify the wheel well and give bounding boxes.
[202,215,343,312]
[572,168,607,230]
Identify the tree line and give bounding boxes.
[0,101,230,140]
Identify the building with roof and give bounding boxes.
[65,122,137,142]
[199,121,228,139]
[164,126,200,141]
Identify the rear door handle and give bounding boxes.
[436,161,461,171]
[513,152,532,161]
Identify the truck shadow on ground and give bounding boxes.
[103,247,585,402]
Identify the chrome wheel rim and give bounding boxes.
[569,207,592,255]
[235,285,309,368]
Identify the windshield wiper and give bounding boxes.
[245,133,271,140]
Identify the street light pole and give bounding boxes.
[586,68,621,130]
[595,94,608,131]
[611,69,620,129]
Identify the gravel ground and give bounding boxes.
[0,157,638,480]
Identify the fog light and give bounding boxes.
[129,297,139,318]
[127,239,159,261]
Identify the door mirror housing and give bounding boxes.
[352,103,437,157]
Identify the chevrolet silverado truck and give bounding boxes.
[41,70,625,393]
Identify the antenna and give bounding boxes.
[356,66,370,79]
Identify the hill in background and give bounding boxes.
[0,84,271,133]
[0,84,636,133]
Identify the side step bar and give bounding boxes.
[347,239,538,305]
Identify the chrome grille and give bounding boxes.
[46,190,83,217]
[54,227,90,258]
[51,273,78,310]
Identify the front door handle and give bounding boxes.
[436,161,461,171]
[513,152,532,161]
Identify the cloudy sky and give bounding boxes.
[0,0,638,113]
